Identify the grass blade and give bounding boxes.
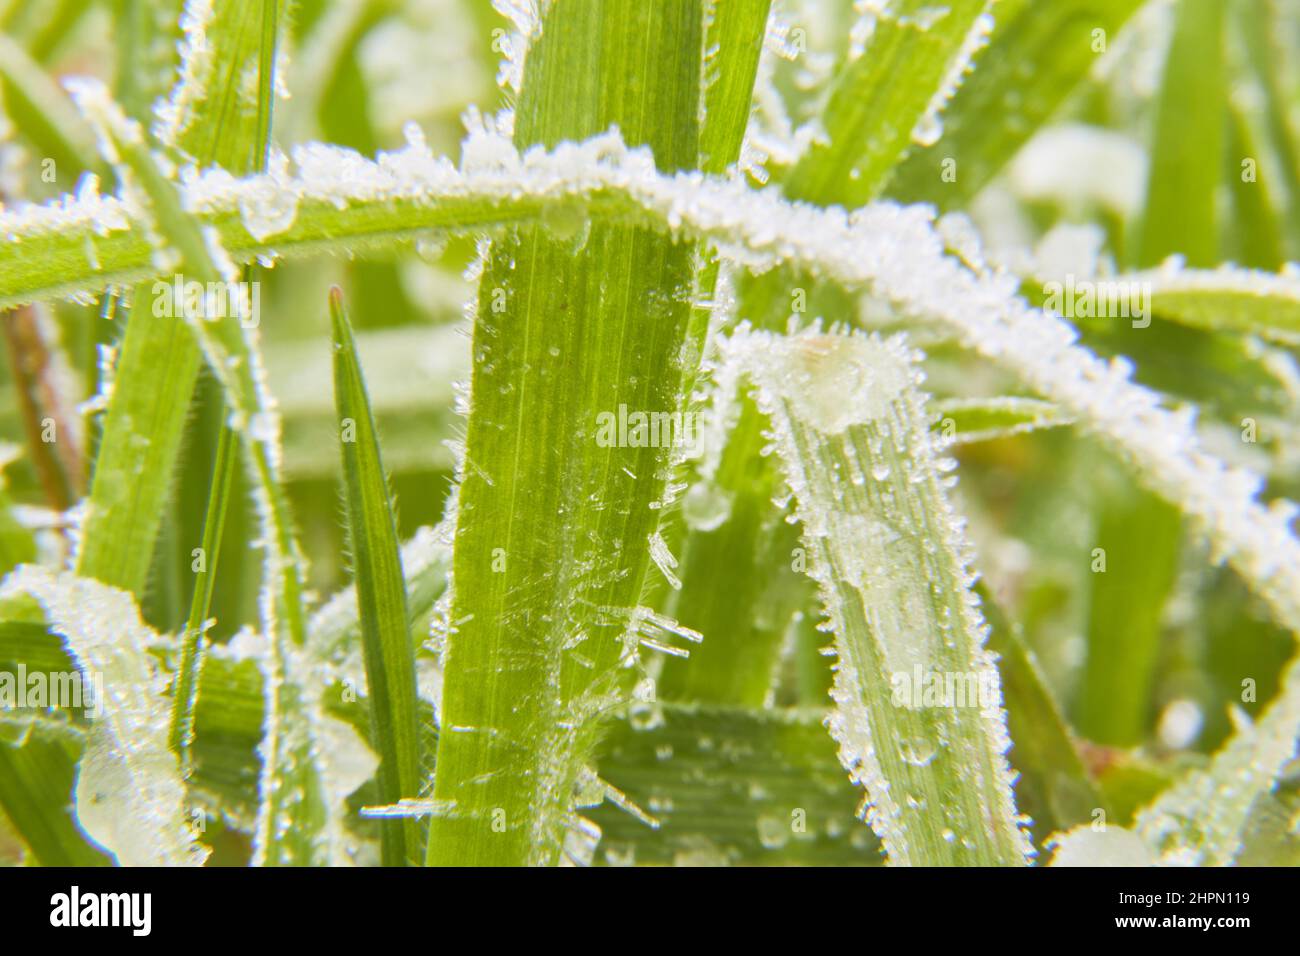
[330,287,421,866]
[592,704,871,865]
[168,418,235,770]
[978,585,1107,848]
[1074,464,1181,747]
[6,130,1300,648]
[932,396,1072,445]
[0,30,105,185]
[426,0,710,867]
[699,0,771,174]
[734,327,1031,866]
[783,0,992,206]
[889,0,1146,211]
[1134,652,1300,865]
[0,620,110,866]
[74,0,282,598]
[1136,0,1225,268]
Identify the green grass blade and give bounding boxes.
[932,396,1072,445]
[1236,0,1300,256]
[75,0,282,599]
[783,0,992,206]
[658,384,811,707]
[1133,654,1300,865]
[735,328,1030,866]
[1052,647,1300,866]
[662,0,993,700]
[0,30,106,186]
[169,417,235,770]
[978,584,1106,848]
[0,486,36,574]
[1224,104,1285,271]
[1136,0,1225,268]
[0,723,111,867]
[1141,265,1300,346]
[11,130,1299,646]
[888,0,1145,211]
[156,0,289,171]
[69,78,366,866]
[330,287,421,866]
[114,0,186,123]
[699,0,771,174]
[1075,463,1182,747]
[426,0,710,867]
[74,313,203,594]
[0,526,451,846]
[591,704,872,865]
[169,0,281,776]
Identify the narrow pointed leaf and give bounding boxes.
[331,287,422,866]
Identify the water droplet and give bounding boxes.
[897,733,937,767]
[911,112,943,148]
[757,814,790,850]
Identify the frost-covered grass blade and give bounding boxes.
[733,328,1030,866]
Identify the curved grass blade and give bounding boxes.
[330,287,422,866]
[10,127,1298,645]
